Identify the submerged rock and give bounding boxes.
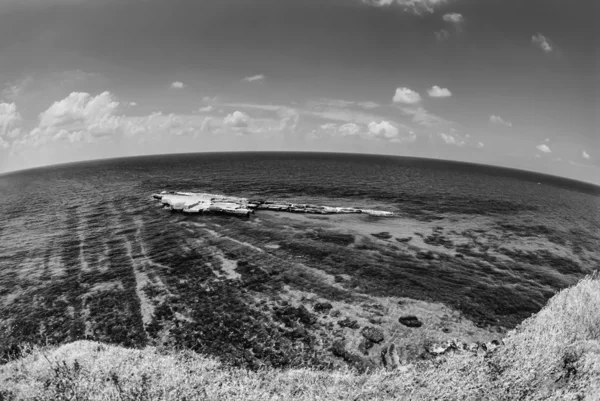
[361,327,384,344]
[398,315,423,328]
[338,318,360,329]
[313,302,333,313]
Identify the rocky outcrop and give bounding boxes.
[153,191,394,217]
[398,315,423,328]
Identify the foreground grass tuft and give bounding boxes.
[1,275,599,400]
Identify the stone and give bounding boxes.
[381,343,400,370]
[314,302,333,313]
[361,327,384,344]
[338,317,360,329]
[398,315,423,328]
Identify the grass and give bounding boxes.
[1,274,599,400]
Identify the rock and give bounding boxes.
[371,232,392,240]
[427,342,448,355]
[396,236,413,243]
[398,315,423,328]
[381,343,400,370]
[330,310,341,318]
[358,339,372,355]
[314,302,333,313]
[361,327,384,344]
[330,341,376,373]
[338,317,360,329]
[275,305,317,327]
[477,343,488,358]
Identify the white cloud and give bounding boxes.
[38,91,119,129]
[532,34,552,53]
[0,102,22,138]
[477,141,484,149]
[582,150,590,160]
[223,111,251,128]
[442,13,463,24]
[356,101,380,109]
[16,92,130,147]
[129,102,137,106]
[427,85,452,98]
[434,29,449,41]
[339,123,361,136]
[400,106,451,128]
[536,144,552,153]
[489,115,512,127]
[368,120,399,139]
[171,81,185,89]
[362,0,448,14]
[439,132,460,145]
[393,87,421,104]
[2,76,34,99]
[199,105,214,112]
[242,74,265,83]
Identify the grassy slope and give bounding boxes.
[1,275,599,401]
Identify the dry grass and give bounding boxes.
[1,274,599,401]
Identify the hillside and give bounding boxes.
[1,274,598,401]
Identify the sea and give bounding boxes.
[0,152,599,365]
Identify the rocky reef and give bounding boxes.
[153,191,395,217]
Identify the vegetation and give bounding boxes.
[1,274,598,400]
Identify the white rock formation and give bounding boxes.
[152,191,394,217]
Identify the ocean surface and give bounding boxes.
[1,152,599,367]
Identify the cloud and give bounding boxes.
[242,74,265,83]
[171,81,185,89]
[582,150,590,160]
[434,29,449,41]
[2,76,34,99]
[223,111,251,128]
[21,91,123,145]
[38,91,119,129]
[362,0,448,14]
[0,102,22,138]
[400,106,452,128]
[339,123,361,136]
[356,101,380,109]
[427,85,452,98]
[477,141,484,149]
[439,132,464,146]
[393,87,421,104]
[129,102,137,106]
[536,144,552,153]
[532,34,552,53]
[442,12,463,25]
[489,115,512,127]
[199,105,214,112]
[315,99,380,110]
[368,120,399,139]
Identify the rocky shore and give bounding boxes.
[153,191,395,217]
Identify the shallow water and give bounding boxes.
[0,152,598,367]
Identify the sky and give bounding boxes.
[0,0,598,184]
